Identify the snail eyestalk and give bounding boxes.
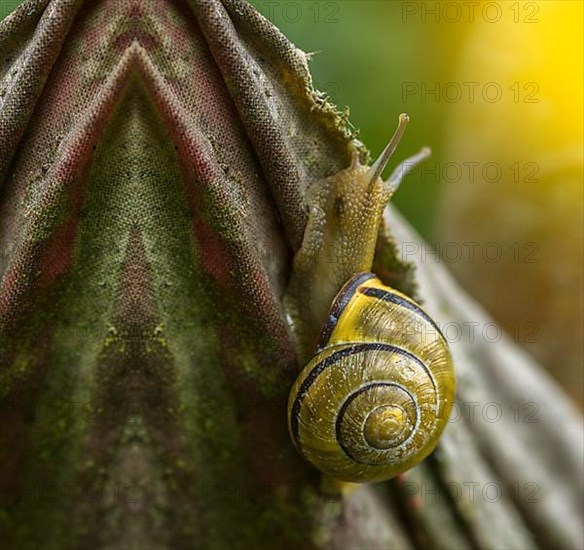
[385,146,432,196]
[368,113,410,186]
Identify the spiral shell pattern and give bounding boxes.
[288,273,455,483]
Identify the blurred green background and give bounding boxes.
[247,0,469,239]
[0,0,22,21]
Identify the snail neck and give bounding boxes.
[284,157,389,363]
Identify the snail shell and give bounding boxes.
[287,272,455,483]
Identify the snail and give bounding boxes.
[284,114,455,484]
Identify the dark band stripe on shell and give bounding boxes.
[289,342,437,450]
[359,286,447,342]
[316,272,375,351]
[335,382,419,464]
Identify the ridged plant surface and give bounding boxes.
[0,1,582,549]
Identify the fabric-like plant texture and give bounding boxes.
[0,1,582,549]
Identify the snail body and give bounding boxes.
[287,272,454,483]
[284,114,456,484]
